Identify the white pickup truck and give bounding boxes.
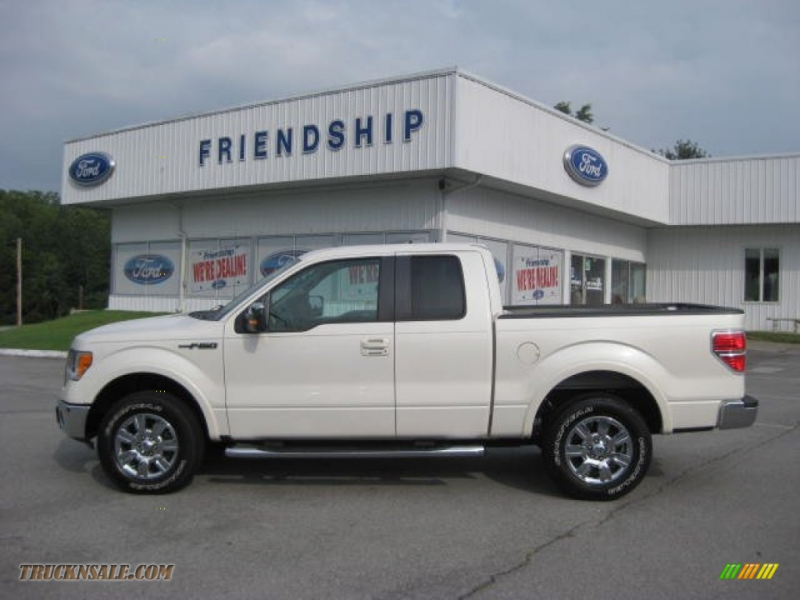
[57,244,758,500]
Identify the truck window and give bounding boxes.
[268,258,381,332]
[407,255,466,320]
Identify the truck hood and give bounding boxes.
[74,314,223,345]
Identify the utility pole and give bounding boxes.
[16,237,22,327]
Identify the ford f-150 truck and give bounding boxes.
[56,244,758,500]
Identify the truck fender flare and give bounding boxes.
[521,342,673,435]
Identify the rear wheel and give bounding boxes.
[97,391,204,494]
[542,394,651,501]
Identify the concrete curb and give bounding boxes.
[0,349,68,359]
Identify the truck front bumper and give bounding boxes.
[717,395,759,429]
[56,399,91,441]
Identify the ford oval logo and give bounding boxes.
[123,255,174,285]
[563,145,608,187]
[260,249,307,277]
[69,152,115,186]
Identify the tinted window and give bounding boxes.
[409,256,465,320]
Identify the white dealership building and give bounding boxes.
[61,68,799,331]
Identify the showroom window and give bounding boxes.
[570,254,605,306]
[611,260,647,304]
[745,248,780,302]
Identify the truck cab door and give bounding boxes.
[223,256,396,439]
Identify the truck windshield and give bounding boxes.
[188,256,301,321]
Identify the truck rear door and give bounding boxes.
[394,250,495,437]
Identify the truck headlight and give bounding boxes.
[66,350,93,382]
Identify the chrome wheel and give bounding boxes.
[563,415,633,485]
[113,413,179,480]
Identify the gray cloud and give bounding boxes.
[1,0,798,192]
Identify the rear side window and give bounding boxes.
[405,255,466,320]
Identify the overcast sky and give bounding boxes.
[1,0,798,193]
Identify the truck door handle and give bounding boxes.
[361,338,389,357]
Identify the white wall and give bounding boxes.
[647,225,800,330]
[64,71,454,205]
[112,179,441,242]
[453,74,670,225]
[448,185,648,262]
[670,154,800,226]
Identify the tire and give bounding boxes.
[541,394,651,501]
[97,391,204,494]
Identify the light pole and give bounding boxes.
[16,238,22,327]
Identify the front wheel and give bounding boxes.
[97,391,204,494]
[542,394,651,501]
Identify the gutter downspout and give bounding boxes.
[438,174,483,243]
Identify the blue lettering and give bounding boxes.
[303,125,319,154]
[404,109,424,142]
[355,116,373,148]
[385,113,393,144]
[327,120,345,151]
[277,128,293,157]
[218,137,232,163]
[199,139,211,166]
[239,134,246,161]
[254,131,268,159]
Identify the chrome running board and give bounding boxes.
[225,444,485,460]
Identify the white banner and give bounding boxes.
[190,244,249,293]
[511,246,563,305]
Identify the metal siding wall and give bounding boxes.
[178,180,439,239]
[453,75,670,225]
[111,179,439,242]
[670,155,800,226]
[648,225,800,330]
[63,74,453,205]
[111,205,181,243]
[448,186,647,262]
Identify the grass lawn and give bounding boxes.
[747,331,800,344]
[0,311,163,352]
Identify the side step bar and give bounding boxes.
[225,445,485,460]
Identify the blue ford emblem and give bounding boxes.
[123,255,174,285]
[260,250,306,277]
[69,152,115,186]
[212,279,227,290]
[563,145,608,187]
[533,289,545,300]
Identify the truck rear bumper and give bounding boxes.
[56,399,90,441]
[717,395,759,429]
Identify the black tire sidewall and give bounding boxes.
[543,395,652,501]
[98,391,203,494]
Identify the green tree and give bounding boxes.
[658,139,709,160]
[554,101,594,124]
[0,190,110,324]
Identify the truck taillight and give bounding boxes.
[712,331,746,373]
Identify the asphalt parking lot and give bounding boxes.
[1,345,798,599]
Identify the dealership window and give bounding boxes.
[745,248,780,302]
[188,238,252,299]
[448,233,512,304]
[611,260,647,304]
[571,254,605,306]
[113,242,181,296]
